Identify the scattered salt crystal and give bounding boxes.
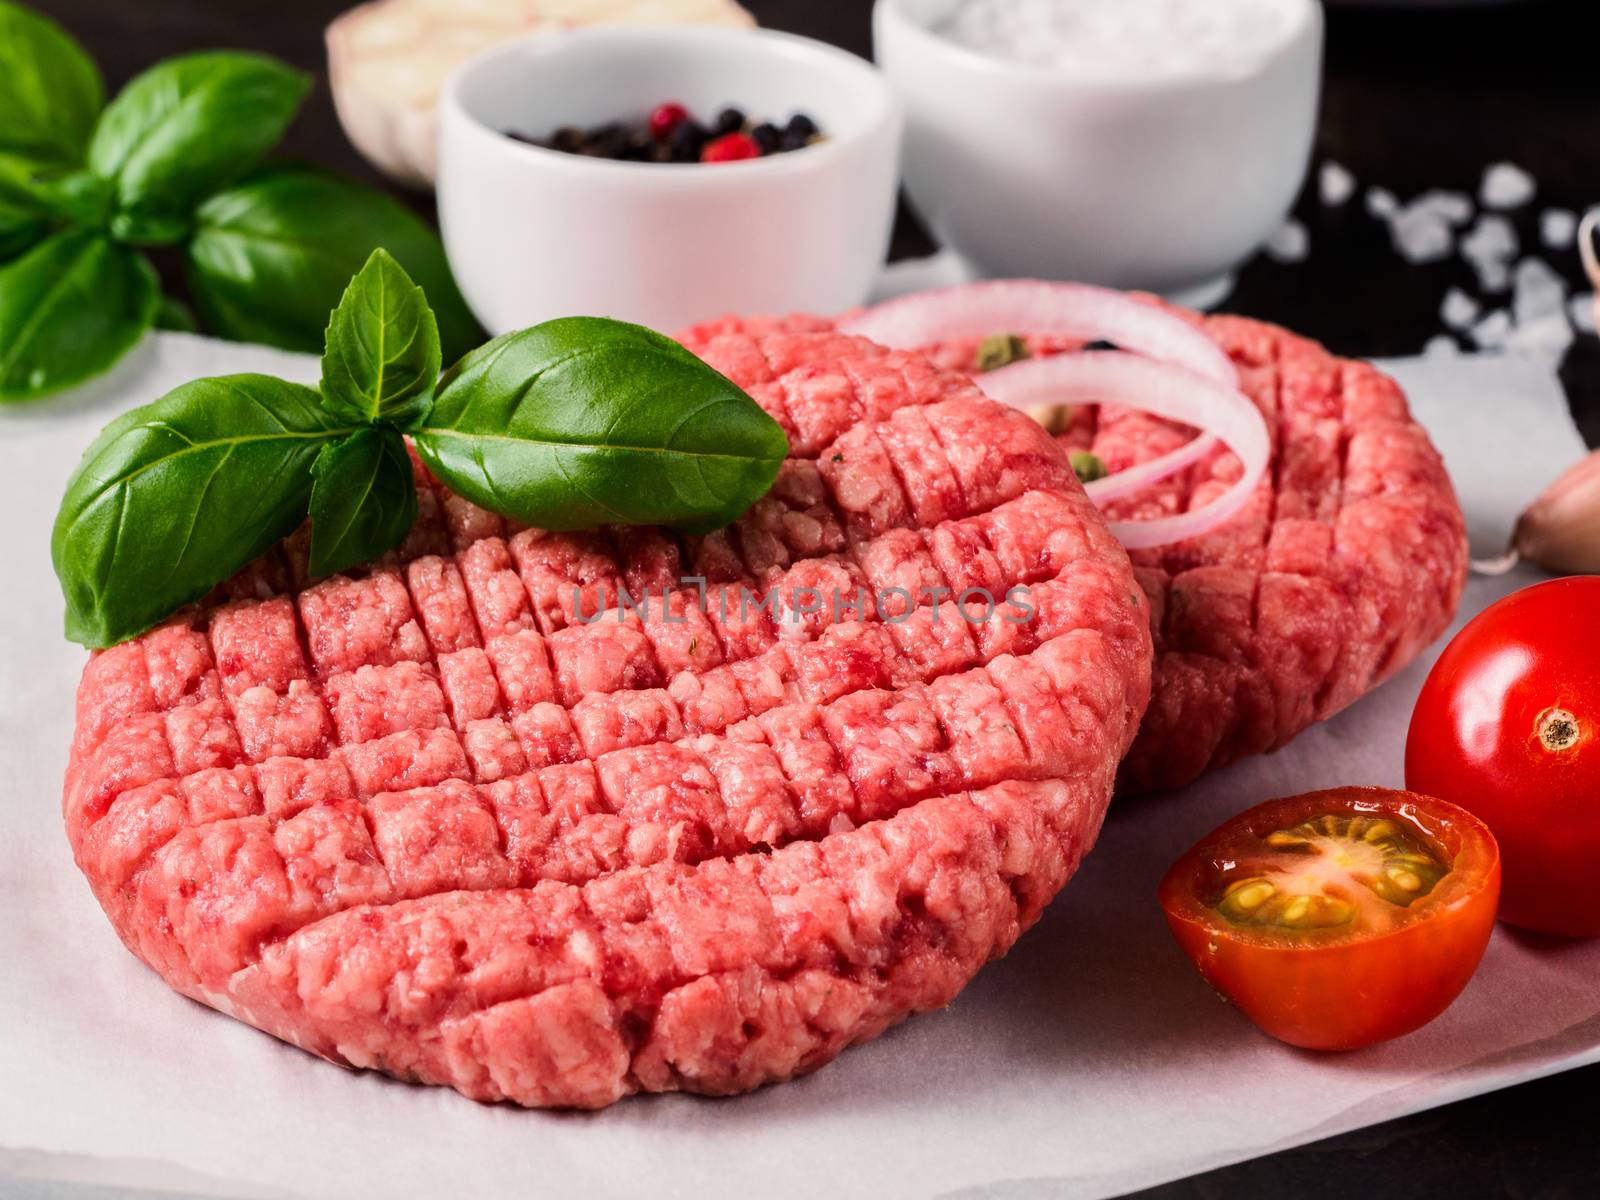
[1423,334,1460,359]
[1460,214,1519,290]
[1461,213,1519,262]
[1264,218,1310,263]
[1512,257,1569,326]
[1319,161,1355,207]
[1505,313,1574,360]
[1390,207,1452,264]
[1476,259,1512,293]
[1471,309,1512,351]
[1440,288,1480,331]
[1406,189,1475,227]
[1365,187,1399,220]
[1480,162,1535,210]
[1541,208,1578,249]
[1572,293,1597,335]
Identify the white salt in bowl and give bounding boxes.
[438,26,902,335]
[874,0,1323,306]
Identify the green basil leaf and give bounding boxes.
[186,166,481,361]
[52,374,348,647]
[88,51,309,216]
[32,166,114,227]
[0,230,158,402]
[155,295,198,333]
[0,222,45,262]
[319,248,440,428]
[307,427,418,577]
[0,151,50,255]
[108,207,190,246]
[413,317,788,534]
[0,148,89,263]
[0,1,104,163]
[0,191,46,259]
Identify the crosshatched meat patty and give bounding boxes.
[680,306,1468,794]
[64,330,1153,1108]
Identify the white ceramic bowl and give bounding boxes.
[873,0,1323,303]
[438,26,902,335]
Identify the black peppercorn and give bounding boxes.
[668,119,709,161]
[550,126,586,153]
[751,122,781,154]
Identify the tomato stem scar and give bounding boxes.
[1537,707,1580,752]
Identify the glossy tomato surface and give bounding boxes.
[1158,787,1500,1051]
[1406,576,1600,937]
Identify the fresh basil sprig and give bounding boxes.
[54,376,345,648]
[0,2,102,165]
[53,251,789,648]
[0,1,479,403]
[307,427,419,578]
[186,166,480,361]
[413,319,791,534]
[319,233,442,427]
[87,51,308,220]
[0,229,158,398]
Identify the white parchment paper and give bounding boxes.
[1,334,1594,1200]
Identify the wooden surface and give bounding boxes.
[24,2,1600,1197]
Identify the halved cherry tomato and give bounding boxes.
[1406,576,1600,938]
[1158,787,1500,1051]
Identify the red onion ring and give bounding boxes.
[979,353,1270,550]
[840,280,1267,547]
[839,279,1239,386]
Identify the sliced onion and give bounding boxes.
[839,279,1238,386]
[979,353,1270,550]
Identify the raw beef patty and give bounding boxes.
[63,330,1152,1108]
[681,308,1468,794]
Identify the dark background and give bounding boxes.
[30,1,1600,1196]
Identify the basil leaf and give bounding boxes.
[319,248,440,428]
[0,221,45,262]
[0,230,158,402]
[155,295,198,333]
[186,166,480,361]
[413,317,788,534]
[0,151,101,263]
[52,374,347,648]
[0,151,50,258]
[307,427,418,577]
[0,1,104,163]
[32,167,114,227]
[109,208,191,247]
[88,51,309,217]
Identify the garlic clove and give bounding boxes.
[1513,449,1600,575]
[326,0,757,190]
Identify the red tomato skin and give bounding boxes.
[1162,873,1498,1050]
[1406,576,1600,938]
[1158,789,1501,1051]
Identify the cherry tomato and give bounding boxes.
[1406,576,1600,937]
[1158,787,1500,1050]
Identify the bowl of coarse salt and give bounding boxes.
[874,0,1323,305]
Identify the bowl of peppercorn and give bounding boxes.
[438,26,902,334]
